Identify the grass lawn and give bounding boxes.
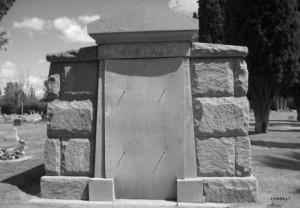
[0,111,299,208]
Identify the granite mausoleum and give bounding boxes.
[41,2,258,205]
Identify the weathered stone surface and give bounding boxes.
[47,100,94,138]
[62,61,99,100]
[44,139,60,176]
[177,178,204,203]
[46,46,98,62]
[193,97,249,137]
[196,137,235,177]
[89,178,115,201]
[191,59,234,97]
[41,176,89,200]
[88,1,197,44]
[191,42,248,58]
[61,139,93,176]
[235,137,251,176]
[98,42,190,59]
[203,176,258,203]
[48,61,99,100]
[234,59,248,97]
[45,74,60,101]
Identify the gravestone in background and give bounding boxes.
[41,1,258,205]
[13,119,21,126]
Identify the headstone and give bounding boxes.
[5,128,20,142]
[13,119,22,126]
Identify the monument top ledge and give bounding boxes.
[87,1,198,44]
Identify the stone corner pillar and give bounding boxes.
[190,42,258,203]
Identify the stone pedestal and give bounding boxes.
[41,1,257,205]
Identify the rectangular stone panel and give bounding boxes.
[61,138,94,176]
[103,58,194,200]
[47,100,94,138]
[203,176,258,203]
[41,176,89,200]
[177,178,204,203]
[89,178,115,201]
[44,139,60,176]
[193,97,249,137]
[191,59,234,97]
[196,137,235,177]
[99,42,190,59]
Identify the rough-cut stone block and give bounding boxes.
[40,176,89,200]
[193,97,249,137]
[235,137,251,176]
[89,178,115,201]
[48,61,99,100]
[61,139,93,176]
[61,61,99,100]
[46,46,98,62]
[191,59,233,97]
[47,100,94,138]
[177,178,204,203]
[45,74,60,101]
[44,139,61,176]
[191,42,248,58]
[234,59,248,97]
[196,137,235,177]
[203,176,258,203]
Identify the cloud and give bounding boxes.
[37,59,46,64]
[0,61,18,94]
[52,15,99,44]
[13,14,99,43]
[78,15,100,24]
[13,17,47,36]
[28,76,44,98]
[0,62,45,98]
[168,0,198,16]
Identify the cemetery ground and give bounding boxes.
[0,112,299,208]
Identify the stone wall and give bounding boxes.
[44,46,99,178]
[190,43,257,202]
[41,42,257,203]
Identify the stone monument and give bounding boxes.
[41,1,257,205]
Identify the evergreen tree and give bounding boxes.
[198,0,226,43]
[224,0,300,133]
[0,0,14,51]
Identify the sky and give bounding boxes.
[0,0,197,98]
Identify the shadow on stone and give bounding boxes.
[251,140,300,149]
[1,164,45,196]
[294,188,300,194]
[258,153,300,171]
[268,129,300,133]
[268,122,300,127]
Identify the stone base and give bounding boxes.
[177,178,204,203]
[40,176,89,200]
[41,175,257,204]
[178,176,257,204]
[203,175,258,203]
[30,198,230,208]
[89,178,115,201]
